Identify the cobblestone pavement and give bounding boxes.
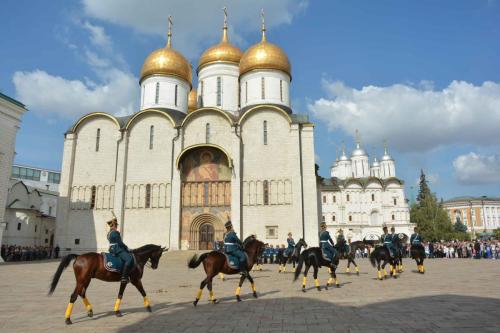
[0,252,499,332]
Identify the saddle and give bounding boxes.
[102,253,135,273]
[224,252,249,270]
[321,248,336,262]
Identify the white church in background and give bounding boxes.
[55,12,319,254]
[320,133,414,242]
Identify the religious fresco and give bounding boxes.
[181,147,231,182]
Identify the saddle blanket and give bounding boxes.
[224,252,249,270]
[102,253,135,273]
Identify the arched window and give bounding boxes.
[174,85,178,106]
[332,215,336,222]
[17,223,21,231]
[280,80,283,102]
[155,82,160,104]
[349,215,352,222]
[261,77,265,99]
[263,120,268,145]
[393,198,397,206]
[346,194,350,202]
[333,195,336,203]
[205,123,210,143]
[149,125,154,150]
[371,193,375,201]
[95,128,100,152]
[322,215,325,222]
[391,214,395,221]
[145,184,151,208]
[263,180,269,205]
[322,195,326,203]
[216,77,222,106]
[90,186,96,209]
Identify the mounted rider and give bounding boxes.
[223,220,248,275]
[319,222,336,261]
[336,229,349,255]
[410,227,422,246]
[106,215,134,283]
[381,226,396,258]
[284,232,295,257]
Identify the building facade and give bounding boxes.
[0,93,27,262]
[56,14,319,254]
[11,164,61,192]
[320,138,414,241]
[443,196,500,236]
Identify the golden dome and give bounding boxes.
[239,22,291,77]
[140,18,192,86]
[188,89,197,112]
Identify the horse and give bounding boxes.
[48,244,167,325]
[293,247,340,292]
[393,233,409,273]
[410,243,426,273]
[369,244,399,280]
[335,240,371,275]
[188,235,265,305]
[276,238,308,273]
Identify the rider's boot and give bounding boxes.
[120,265,130,283]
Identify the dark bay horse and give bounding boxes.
[335,240,371,275]
[277,238,308,273]
[369,245,398,280]
[188,235,265,305]
[48,244,167,324]
[393,233,409,273]
[410,243,426,273]
[293,247,340,292]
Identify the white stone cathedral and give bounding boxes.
[320,136,414,242]
[55,13,319,253]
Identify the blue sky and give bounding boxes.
[1,0,499,200]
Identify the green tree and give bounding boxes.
[410,170,454,241]
[454,220,468,233]
[494,228,500,240]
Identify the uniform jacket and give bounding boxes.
[107,230,129,255]
[224,231,243,253]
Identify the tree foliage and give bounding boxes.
[454,220,468,233]
[410,169,454,241]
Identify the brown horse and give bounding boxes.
[188,235,264,305]
[48,244,167,324]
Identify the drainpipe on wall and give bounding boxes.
[298,124,305,239]
[234,124,244,236]
[169,127,181,249]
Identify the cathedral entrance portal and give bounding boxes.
[199,223,214,250]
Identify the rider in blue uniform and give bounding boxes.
[319,222,336,261]
[410,227,422,245]
[223,220,247,275]
[381,226,395,258]
[107,217,134,283]
[284,232,295,257]
[336,229,349,254]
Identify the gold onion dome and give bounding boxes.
[140,17,192,86]
[198,9,243,72]
[239,12,291,77]
[188,89,197,112]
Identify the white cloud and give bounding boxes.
[81,0,307,58]
[82,21,112,51]
[308,80,500,153]
[453,152,500,185]
[13,69,137,119]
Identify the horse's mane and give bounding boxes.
[133,244,161,255]
[243,235,256,247]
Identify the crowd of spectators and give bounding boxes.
[1,244,60,262]
[417,240,500,259]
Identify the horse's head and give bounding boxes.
[243,235,265,260]
[135,245,167,269]
[298,238,308,249]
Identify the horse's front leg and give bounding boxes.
[313,264,321,291]
[193,277,209,307]
[114,281,128,317]
[236,274,246,302]
[131,279,151,312]
[302,264,310,292]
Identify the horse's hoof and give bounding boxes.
[336,283,340,288]
[211,299,219,304]
[115,311,122,317]
[146,306,152,313]
[193,299,198,307]
[236,295,242,302]
[302,287,306,293]
[316,287,321,292]
[65,318,72,325]
[87,310,93,318]
[356,272,360,276]
[253,292,258,298]
[325,284,329,290]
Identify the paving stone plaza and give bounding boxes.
[0,252,499,333]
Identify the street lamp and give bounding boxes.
[469,200,475,241]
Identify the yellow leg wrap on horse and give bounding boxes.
[328,268,332,274]
[83,297,92,311]
[335,278,340,285]
[384,269,388,277]
[196,289,203,300]
[327,277,333,285]
[251,283,257,292]
[64,303,74,319]
[209,291,215,301]
[219,273,225,280]
[114,299,121,312]
[355,266,359,273]
[143,296,150,307]
[283,266,286,272]
[235,287,241,296]
[421,265,425,273]
[346,267,350,273]
[302,277,307,287]
[314,279,320,287]
[378,271,382,279]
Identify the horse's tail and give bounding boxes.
[48,254,78,295]
[369,249,377,267]
[293,251,305,282]
[188,252,210,269]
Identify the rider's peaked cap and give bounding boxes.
[320,222,327,228]
[107,218,118,226]
[224,220,233,229]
